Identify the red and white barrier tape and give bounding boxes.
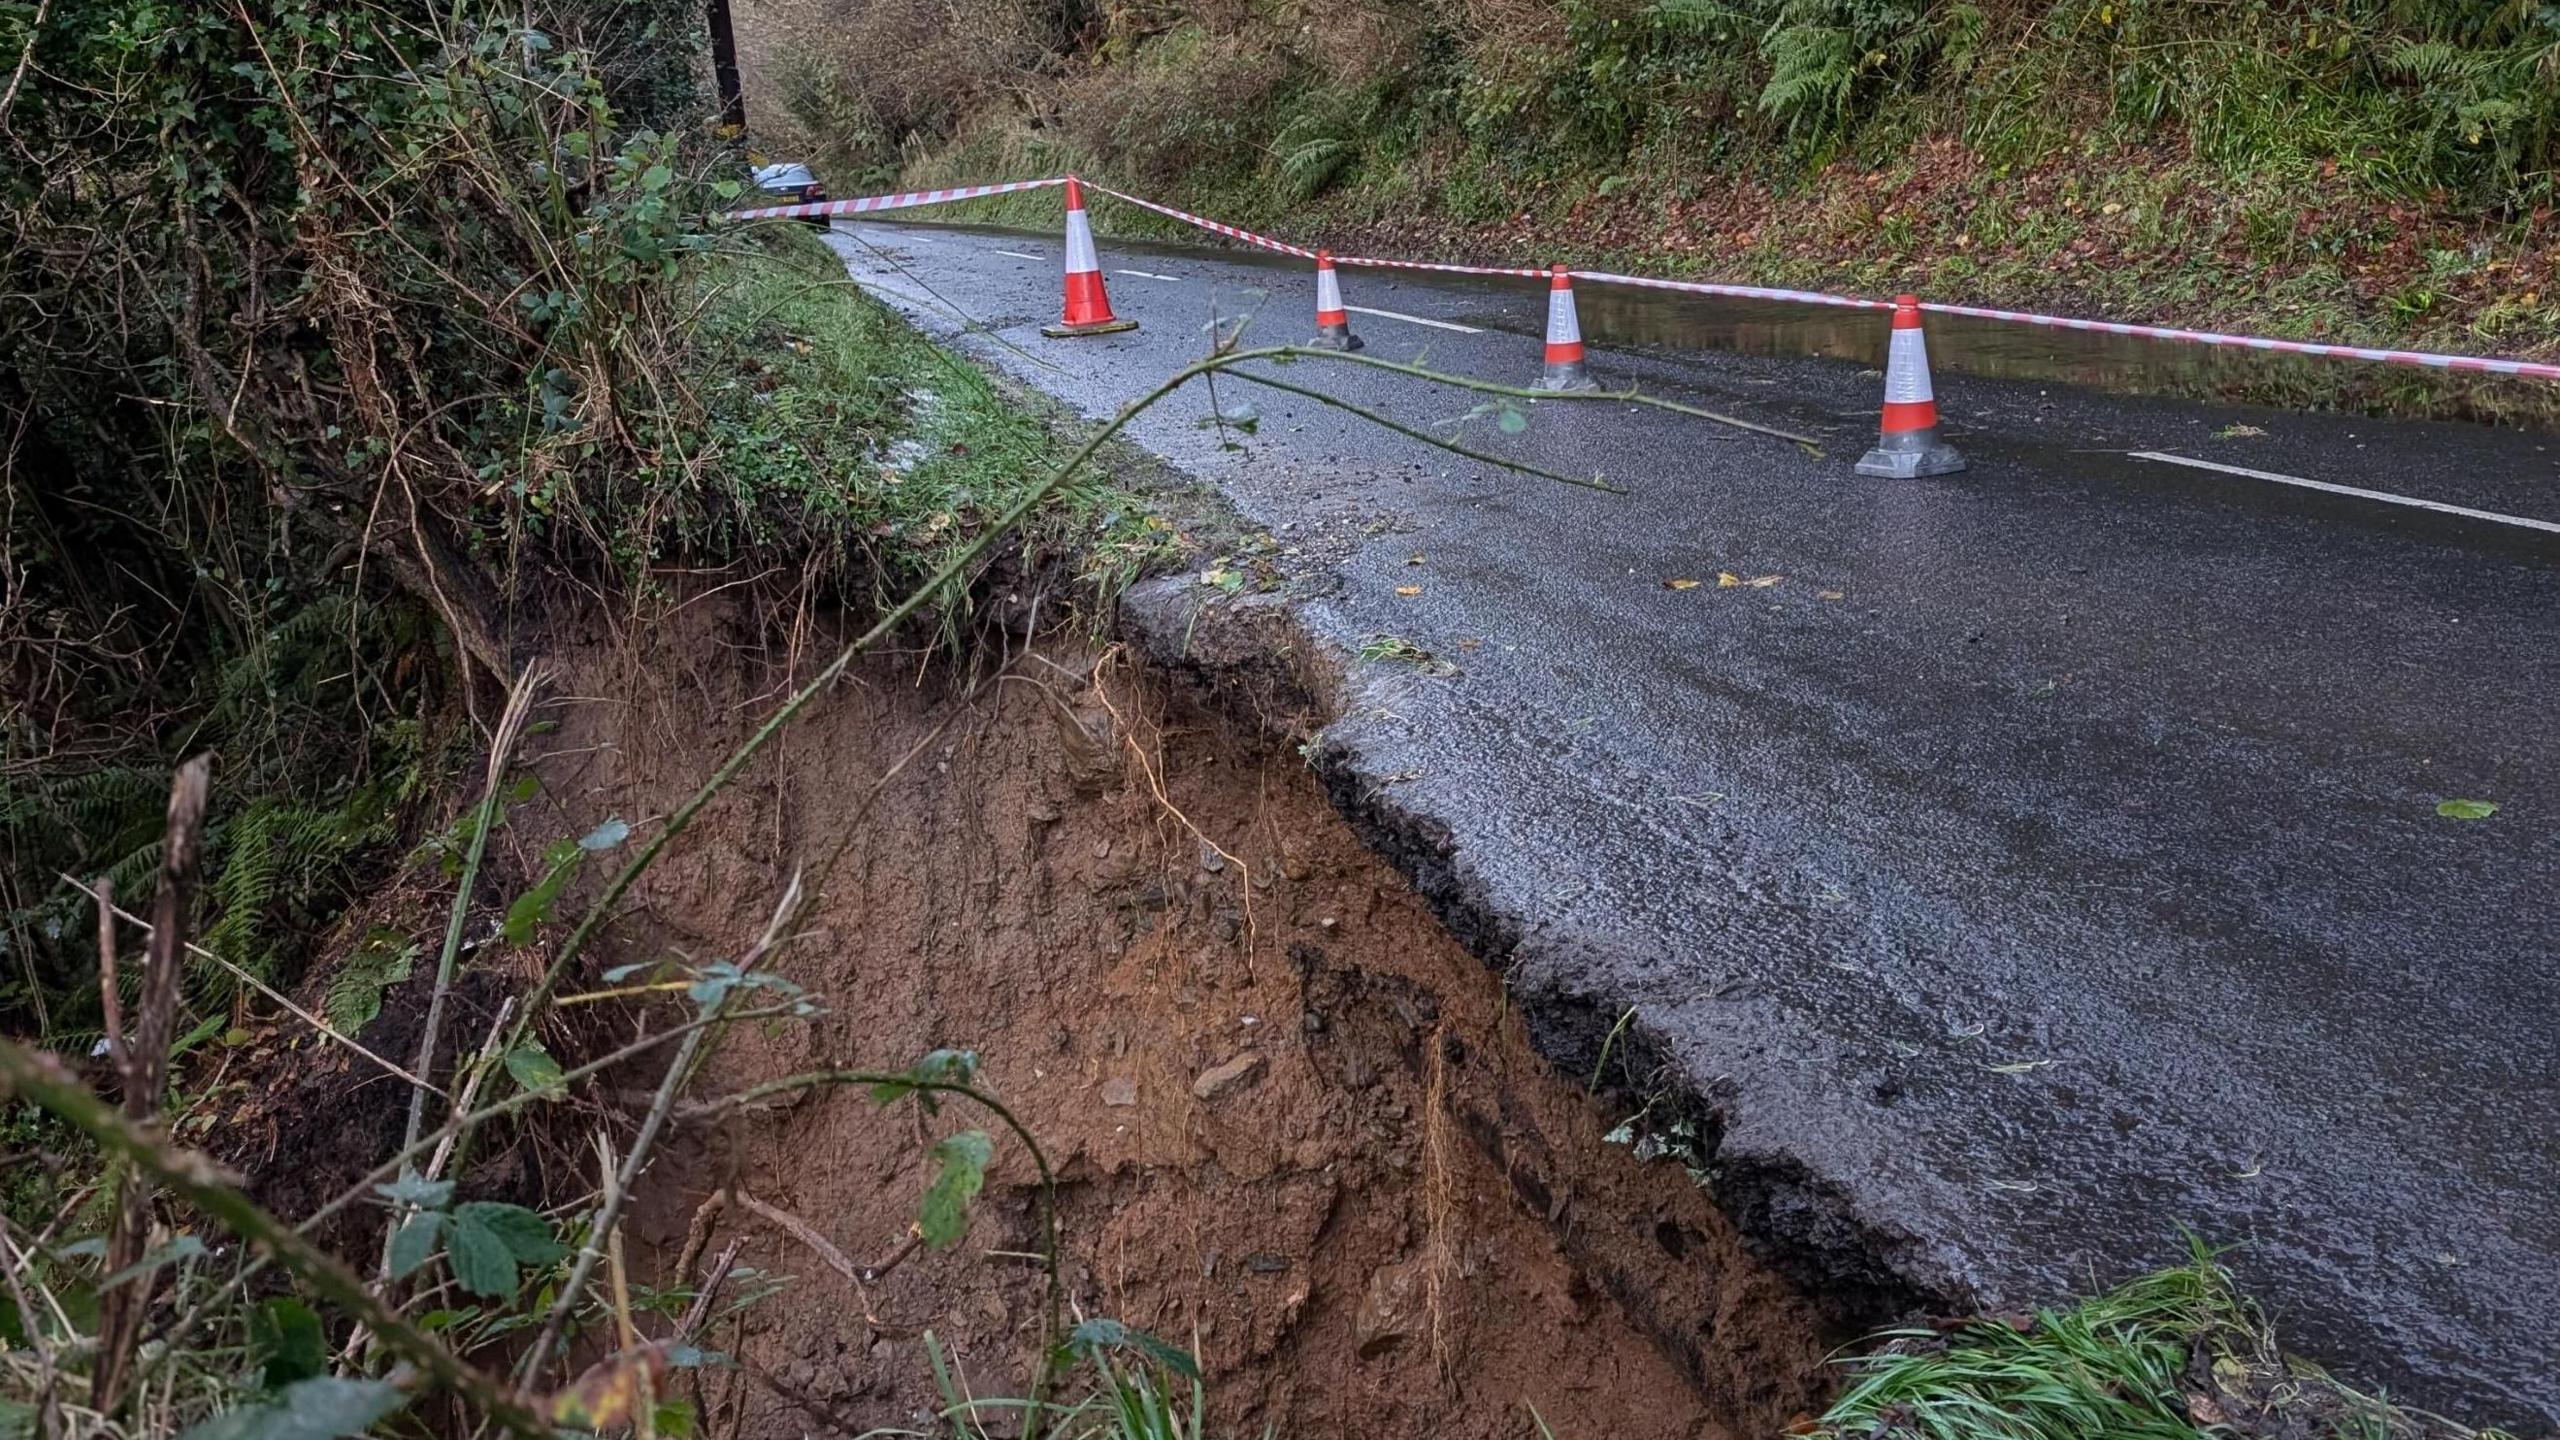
[730,172,2559,385]
[1916,301,2560,381]
[722,175,1066,222]
[1338,255,1550,279]
[1570,271,1891,312]
[1079,182,1316,259]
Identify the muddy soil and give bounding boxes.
[524,593,1837,1439]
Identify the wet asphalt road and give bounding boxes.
[819,220,2560,1425]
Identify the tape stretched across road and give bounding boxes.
[1078,182,1317,259]
[1919,302,2560,381]
[726,173,2560,386]
[1571,271,1893,312]
[721,176,1066,222]
[1338,255,1550,279]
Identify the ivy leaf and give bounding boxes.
[251,1297,328,1389]
[505,1044,566,1100]
[444,1208,520,1298]
[176,1376,406,1440]
[456,1201,567,1265]
[919,1130,992,1249]
[388,1210,446,1279]
[2435,798,2499,820]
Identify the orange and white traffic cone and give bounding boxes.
[1537,265,1596,391]
[1855,295,1965,478]
[1042,177,1137,338]
[1311,250,1361,351]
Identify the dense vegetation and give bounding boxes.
[0,0,1134,1046]
[769,0,2560,353]
[0,1,1175,1432]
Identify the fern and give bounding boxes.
[1270,87,1380,202]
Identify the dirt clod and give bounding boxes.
[1192,1051,1267,1102]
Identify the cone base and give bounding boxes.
[1310,326,1363,351]
[1042,317,1139,338]
[1537,361,1599,393]
[1855,438,1967,479]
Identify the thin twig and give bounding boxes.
[675,1237,744,1343]
[403,667,541,1161]
[93,879,125,1090]
[1225,367,1626,493]
[0,0,49,135]
[517,871,805,1386]
[733,1190,863,1288]
[93,755,208,1415]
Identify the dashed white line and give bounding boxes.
[1115,268,1184,282]
[2127,452,2560,535]
[1343,304,1482,334]
[993,249,1044,261]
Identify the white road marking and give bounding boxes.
[2127,452,2560,535]
[1115,268,1183,282]
[993,249,1044,261]
[1342,304,1482,334]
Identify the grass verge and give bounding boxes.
[1808,1253,2520,1440]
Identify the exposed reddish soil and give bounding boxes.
[524,595,1838,1438]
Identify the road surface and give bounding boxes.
[820,218,2560,1426]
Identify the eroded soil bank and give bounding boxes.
[529,589,1837,1437]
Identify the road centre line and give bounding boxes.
[2127,452,2560,535]
[1343,304,1482,334]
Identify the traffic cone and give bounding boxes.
[1537,265,1596,391]
[1855,295,1965,478]
[1042,177,1137,338]
[1310,251,1362,351]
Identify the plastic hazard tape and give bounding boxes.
[1338,255,1549,279]
[1915,301,2560,381]
[1080,182,1316,258]
[732,171,2560,384]
[722,176,1066,223]
[1570,271,1892,311]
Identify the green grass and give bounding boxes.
[1807,1252,2508,1440]
[1812,1262,2228,1440]
[673,228,1173,623]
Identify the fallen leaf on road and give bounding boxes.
[2435,798,2499,820]
[1407,552,1426,566]
[1394,585,1422,597]
[1748,574,1782,588]
[1818,590,1845,601]
[1716,572,1743,588]
[1664,577,1702,590]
